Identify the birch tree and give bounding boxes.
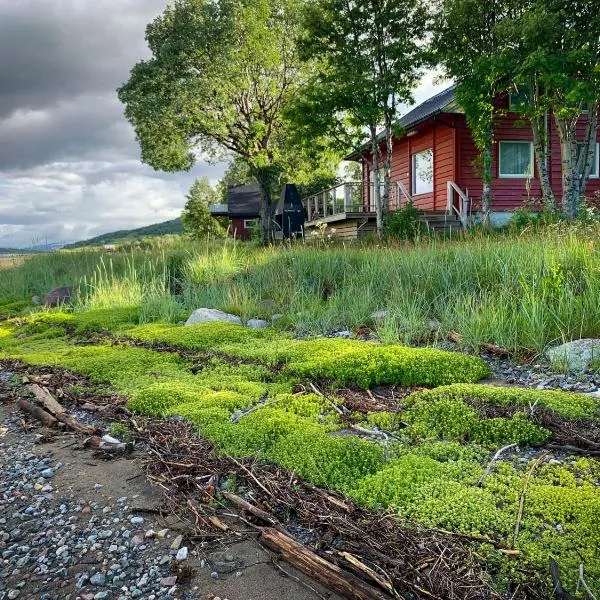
[297,0,427,235]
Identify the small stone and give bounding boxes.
[94,593,109,600]
[82,506,91,515]
[40,468,54,479]
[160,576,177,587]
[81,594,95,600]
[8,590,20,599]
[157,529,169,539]
[144,529,156,539]
[130,516,144,525]
[130,535,144,546]
[176,547,188,561]
[55,545,69,557]
[90,572,106,586]
[211,571,219,580]
[131,589,143,598]
[170,535,183,550]
[247,319,268,329]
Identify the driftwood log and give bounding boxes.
[17,398,61,428]
[29,384,95,434]
[260,527,395,600]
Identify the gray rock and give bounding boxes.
[40,468,54,479]
[546,339,600,372]
[8,590,20,599]
[247,319,268,329]
[44,286,73,308]
[130,516,144,525]
[31,296,42,306]
[94,593,109,600]
[170,535,183,550]
[185,308,242,326]
[90,572,106,586]
[175,546,188,561]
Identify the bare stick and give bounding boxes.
[475,443,517,487]
[512,452,549,548]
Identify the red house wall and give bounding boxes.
[361,99,600,214]
[230,217,253,240]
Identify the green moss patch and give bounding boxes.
[406,383,600,420]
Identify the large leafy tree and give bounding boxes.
[498,0,600,218]
[182,177,226,239]
[118,0,304,243]
[433,0,514,225]
[296,0,427,235]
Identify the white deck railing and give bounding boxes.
[446,181,470,228]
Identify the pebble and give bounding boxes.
[170,534,183,550]
[40,468,54,479]
[90,572,106,586]
[176,546,188,561]
[130,516,144,525]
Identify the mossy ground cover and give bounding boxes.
[1,313,600,594]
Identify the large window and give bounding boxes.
[412,149,433,195]
[499,141,534,178]
[577,142,599,178]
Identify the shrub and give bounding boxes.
[387,201,426,241]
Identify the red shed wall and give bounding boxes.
[230,217,254,240]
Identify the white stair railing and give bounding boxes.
[446,181,470,229]
[394,181,413,210]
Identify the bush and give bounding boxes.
[387,201,426,240]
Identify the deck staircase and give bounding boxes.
[419,211,463,234]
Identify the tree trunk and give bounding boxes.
[481,122,493,226]
[254,169,273,244]
[555,114,580,220]
[382,116,394,222]
[531,113,556,211]
[370,126,384,236]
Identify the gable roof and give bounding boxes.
[227,183,262,217]
[345,84,458,160]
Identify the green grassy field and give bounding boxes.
[1,223,600,354]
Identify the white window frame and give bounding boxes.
[411,148,434,196]
[498,141,535,179]
[579,142,599,178]
[243,219,258,229]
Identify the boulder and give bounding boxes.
[44,286,73,308]
[31,295,42,306]
[546,339,600,372]
[185,308,242,326]
[247,319,268,329]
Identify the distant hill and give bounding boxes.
[64,218,183,249]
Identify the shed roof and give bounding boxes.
[227,183,262,217]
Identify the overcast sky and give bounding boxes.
[0,0,445,248]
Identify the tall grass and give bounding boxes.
[1,225,599,354]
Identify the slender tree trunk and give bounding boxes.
[481,121,493,226]
[370,126,384,236]
[531,113,556,211]
[555,114,580,220]
[382,112,394,221]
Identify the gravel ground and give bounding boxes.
[0,374,340,600]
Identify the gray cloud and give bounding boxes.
[0,0,224,247]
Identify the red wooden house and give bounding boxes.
[302,85,600,238]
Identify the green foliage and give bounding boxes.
[407,384,600,420]
[109,423,133,443]
[387,202,426,240]
[128,322,490,388]
[0,299,32,318]
[182,178,226,240]
[269,430,385,492]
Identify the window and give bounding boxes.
[577,142,599,178]
[244,219,258,229]
[412,149,433,195]
[499,141,534,178]
[509,87,528,111]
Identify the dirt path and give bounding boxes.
[0,388,339,600]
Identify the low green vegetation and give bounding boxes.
[1,226,600,354]
[1,310,600,593]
